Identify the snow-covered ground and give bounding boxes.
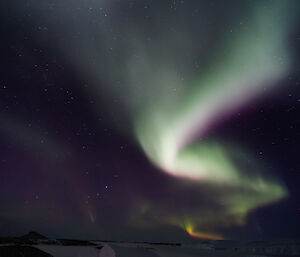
[36,245,101,257]
[35,243,200,257]
[34,243,241,257]
[35,244,274,257]
[2,232,298,257]
[36,243,160,257]
[2,241,294,257]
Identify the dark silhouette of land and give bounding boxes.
[0,232,300,257]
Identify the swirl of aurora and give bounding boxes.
[30,0,297,240]
[133,1,291,239]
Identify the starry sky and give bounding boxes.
[0,0,300,242]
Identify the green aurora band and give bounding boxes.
[133,2,293,238]
[28,0,298,239]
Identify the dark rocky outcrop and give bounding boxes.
[21,232,48,241]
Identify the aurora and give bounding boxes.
[134,1,291,238]
[8,0,298,241]
[185,224,223,241]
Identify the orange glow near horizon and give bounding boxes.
[186,225,223,240]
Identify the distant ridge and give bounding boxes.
[21,231,48,240]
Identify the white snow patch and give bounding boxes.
[99,244,116,257]
[35,245,99,257]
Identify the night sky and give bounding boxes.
[0,0,300,242]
